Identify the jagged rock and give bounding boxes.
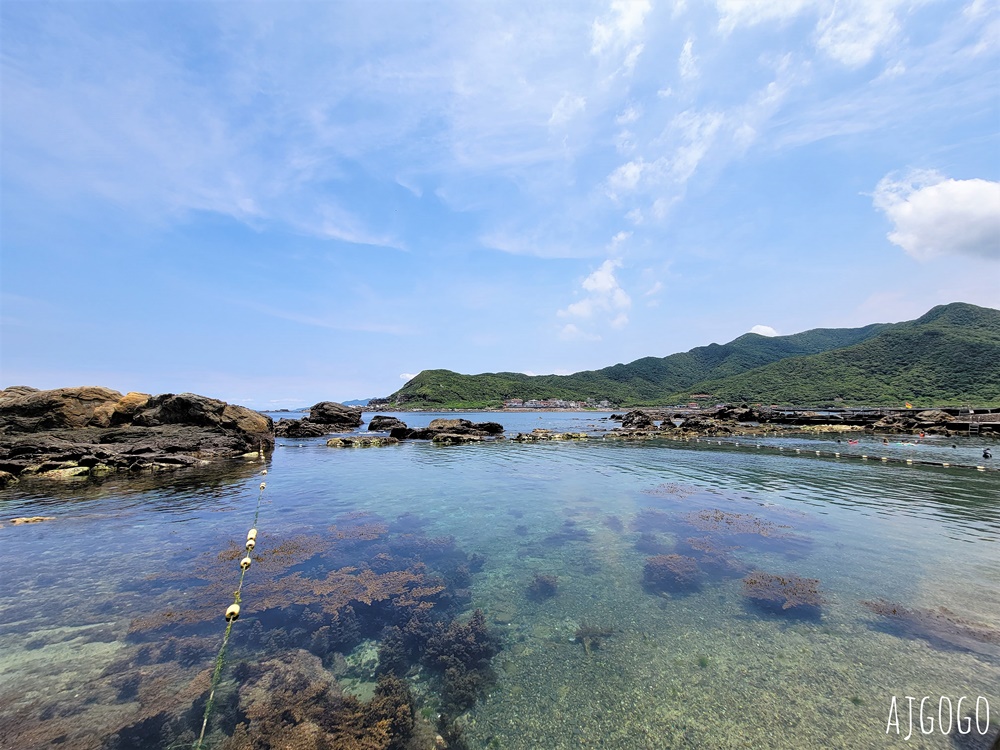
[916,409,954,423]
[0,387,274,486]
[405,418,504,440]
[431,433,485,445]
[0,470,18,488]
[274,418,329,438]
[621,410,656,429]
[367,415,407,432]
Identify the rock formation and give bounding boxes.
[0,386,274,485]
[273,400,363,438]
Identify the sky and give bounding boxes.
[1,0,998,407]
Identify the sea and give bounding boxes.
[0,411,997,750]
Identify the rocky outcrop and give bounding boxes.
[367,415,407,432]
[308,401,363,428]
[621,410,656,429]
[405,418,504,440]
[274,418,330,438]
[327,436,400,448]
[0,386,273,485]
[273,401,363,439]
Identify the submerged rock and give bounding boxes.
[326,436,400,448]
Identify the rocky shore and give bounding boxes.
[604,405,997,440]
[0,386,274,488]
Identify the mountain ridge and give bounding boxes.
[385,303,1000,408]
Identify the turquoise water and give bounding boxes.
[0,412,997,749]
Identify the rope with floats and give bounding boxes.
[193,468,268,750]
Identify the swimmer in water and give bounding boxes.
[985,448,993,460]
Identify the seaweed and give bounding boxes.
[526,573,559,602]
[643,554,703,593]
[862,599,1000,661]
[743,571,824,617]
[423,610,501,715]
[573,623,614,656]
[219,649,416,750]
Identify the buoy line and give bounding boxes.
[610,434,997,472]
[193,468,268,750]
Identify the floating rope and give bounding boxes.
[645,435,998,472]
[193,468,268,750]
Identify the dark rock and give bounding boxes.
[307,401,363,428]
[368,415,408,432]
[405,418,505,440]
[621,410,655,429]
[0,386,274,485]
[274,418,329,438]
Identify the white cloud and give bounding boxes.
[549,93,587,127]
[400,373,418,381]
[591,0,652,55]
[645,280,664,296]
[873,171,1000,261]
[616,105,642,124]
[559,323,602,341]
[558,259,632,328]
[716,0,904,67]
[750,324,779,336]
[678,38,698,80]
[606,158,648,199]
[816,2,902,68]
[716,0,814,34]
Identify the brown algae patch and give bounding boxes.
[743,571,824,612]
[862,599,1000,660]
[687,508,792,537]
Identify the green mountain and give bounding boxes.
[385,302,1000,409]
[670,302,1000,407]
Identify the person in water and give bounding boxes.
[882,437,889,445]
[985,448,993,460]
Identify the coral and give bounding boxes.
[573,623,614,656]
[526,573,559,602]
[642,554,703,592]
[743,571,823,611]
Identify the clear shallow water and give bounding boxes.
[0,412,997,749]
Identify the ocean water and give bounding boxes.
[0,412,997,750]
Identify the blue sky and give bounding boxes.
[2,0,998,407]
